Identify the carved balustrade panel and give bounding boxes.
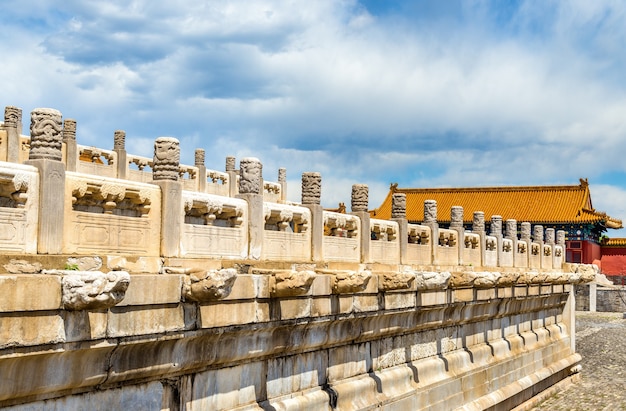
[0,163,39,253]
[484,235,498,267]
[263,181,281,203]
[514,239,529,268]
[500,238,514,267]
[463,232,481,267]
[76,145,118,178]
[64,172,161,255]
[127,155,154,184]
[406,224,432,265]
[204,170,230,196]
[322,211,360,262]
[182,191,247,258]
[437,228,459,265]
[370,218,399,264]
[262,203,311,261]
[179,165,199,191]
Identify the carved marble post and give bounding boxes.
[351,184,370,263]
[278,167,287,202]
[521,222,532,268]
[557,230,566,249]
[4,106,22,163]
[473,211,486,267]
[391,193,408,264]
[302,172,323,261]
[425,200,438,265]
[505,219,518,266]
[237,157,263,259]
[226,156,237,197]
[113,130,127,179]
[533,225,545,268]
[63,119,77,172]
[153,137,182,257]
[491,215,503,267]
[450,206,464,265]
[25,108,65,254]
[195,148,206,192]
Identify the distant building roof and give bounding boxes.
[370,178,623,229]
[603,238,626,247]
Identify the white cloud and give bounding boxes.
[2,0,626,218]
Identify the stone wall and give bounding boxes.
[0,105,595,410]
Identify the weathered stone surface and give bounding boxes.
[450,271,501,288]
[113,130,125,150]
[4,106,21,128]
[450,206,464,228]
[44,270,130,310]
[239,157,262,194]
[194,148,205,166]
[62,119,76,142]
[66,256,103,272]
[391,193,407,219]
[564,263,598,284]
[152,137,180,181]
[332,270,372,294]
[3,259,42,274]
[380,272,416,291]
[497,271,520,287]
[179,267,237,302]
[414,271,451,290]
[351,184,368,212]
[473,211,485,231]
[0,275,61,311]
[271,270,315,297]
[29,108,63,161]
[301,172,321,205]
[107,256,163,273]
[424,200,437,223]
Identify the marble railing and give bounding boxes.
[0,105,594,411]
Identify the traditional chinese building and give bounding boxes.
[371,178,622,265]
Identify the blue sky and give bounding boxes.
[3,0,626,236]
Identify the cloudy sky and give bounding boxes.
[3,0,626,235]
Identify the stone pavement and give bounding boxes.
[531,311,626,410]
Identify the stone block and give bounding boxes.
[311,275,331,296]
[553,284,564,294]
[221,275,258,300]
[452,288,474,302]
[338,295,354,313]
[277,298,311,320]
[497,287,513,299]
[257,301,270,323]
[514,286,527,297]
[107,305,184,337]
[116,274,182,306]
[266,351,327,398]
[8,381,165,411]
[540,285,552,295]
[311,296,331,317]
[199,301,258,328]
[528,285,540,295]
[107,256,162,274]
[328,342,372,382]
[418,290,447,306]
[0,312,65,348]
[189,361,265,411]
[353,295,379,312]
[0,275,61,312]
[384,292,416,309]
[64,310,108,341]
[476,288,496,301]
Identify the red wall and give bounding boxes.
[601,248,626,274]
[583,241,602,264]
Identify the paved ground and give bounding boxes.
[532,311,626,410]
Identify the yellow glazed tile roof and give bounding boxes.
[604,238,626,246]
[370,178,623,229]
